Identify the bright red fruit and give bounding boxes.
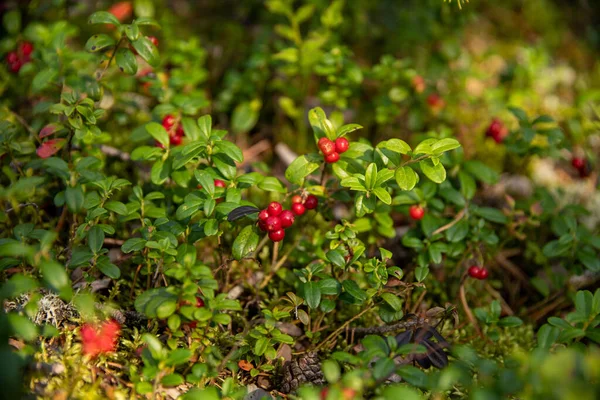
[486,118,509,143]
[468,266,481,278]
[81,319,121,357]
[170,134,182,146]
[176,125,184,137]
[267,201,283,216]
[572,157,585,170]
[304,195,318,210]
[6,51,18,64]
[147,36,159,47]
[19,41,34,56]
[291,195,303,204]
[325,152,340,163]
[409,205,425,220]
[258,220,268,232]
[162,115,175,129]
[265,216,282,232]
[477,268,489,280]
[269,229,285,242]
[258,209,270,221]
[318,137,336,155]
[292,203,305,216]
[320,388,329,400]
[196,297,205,307]
[9,61,21,73]
[427,93,445,109]
[279,210,295,228]
[335,137,349,153]
[108,1,133,22]
[214,179,226,188]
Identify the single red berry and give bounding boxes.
[325,152,340,163]
[269,229,285,242]
[320,388,329,400]
[196,297,204,308]
[335,137,349,153]
[291,195,303,204]
[572,157,585,171]
[409,205,425,220]
[265,216,282,232]
[468,266,481,278]
[486,118,508,143]
[162,114,175,129]
[279,210,295,228]
[155,140,165,149]
[258,209,270,221]
[258,220,268,232]
[427,93,444,109]
[9,61,21,73]
[6,51,18,64]
[147,36,159,47]
[292,203,305,216]
[477,268,489,280]
[170,134,182,146]
[304,195,318,210]
[19,41,34,56]
[214,179,226,188]
[176,125,184,137]
[267,201,283,216]
[318,137,336,156]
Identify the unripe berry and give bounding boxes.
[267,201,283,216]
[304,195,318,210]
[279,210,295,228]
[214,179,226,188]
[318,137,336,156]
[269,229,285,242]
[409,205,425,220]
[325,152,340,163]
[265,216,282,232]
[292,203,305,216]
[335,137,349,153]
[291,195,303,204]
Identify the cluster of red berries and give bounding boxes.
[258,196,318,242]
[156,114,185,148]
[409,205,425,220]
[5,42,34,73]
[571,156,590,178]
[318,137,349,164]
[468,265,489,280]
[485,118,509,144]
[80,319,121,357]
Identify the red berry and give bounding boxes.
[427,93,444,109]
[9,61,21,73]
[325,152,340,163]
[147,36,159,47]
[258,220,268,232]
[155,140,165,149]
[279,210,295,228]
[214,179,226,188]
[335,137,349,153]
[176,125,184,137]
[304,195,318,210]
[292,203,305,216]
[572,157,585,171]
[19,41,34,56]
[170,134,182,146]
[267,202,283,216]
[6,51,18,64]
[318,137,336,156]
[162,114,175,129]
[477,268,489,280]
[291,195,303,204]
[486,118,508,143]
[269,229,285,242]
[468,266,481,278]
[258,209,270,221]
[265,216,282,232]
[320,388,329,400]
[196,297,204,308]
[409,205,425,220]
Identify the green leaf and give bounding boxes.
[3,10,21,34]
[431,138,461,154]
[122,238,146,253]
[195,170,215,196]
[151,159,172,185]
[308,107,336,140]
[372,357,395,381]
[318,279,341,296]
[537,324,559,348]
[216,141,243,163]
[419,158,446,183]
[395,166,418,190]
[65,186,84,213]
[131,36,159,66]
[32,69,58,93]
[231,100,261,134]
[96,255,121,279]
[85,34,115,52]
[303,281,321,309]
[474,207,508,224]
[258,177,286,193]
[463,160,498,184]
[88,225,105,253]
[381,293,403,311]
[326,249,346,268]
[381,138,411,155]
[40,260,70,295]
[575,290,593,317]
[336,123,363,137]
[124,24,140,41]
[285,154,321,186]
[197,115,212,139]
[508,106,529,124]
[105,201,128,215]
[162,373,184,387]
[115,48,138,75]
[146,122,169,147]
[212,153,237,180]
[364,163,377,190]
[373,188,391,205]
[254,337,270,356]
[342,280,367,302]
[8,313,38,342]
[458,171,476,200]
[88,11,120,25]
[166,349,192,366]
[232,226,259,260]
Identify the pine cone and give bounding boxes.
[280,352,325,394]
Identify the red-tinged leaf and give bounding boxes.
[39,123,61,139]
[37,139,66,159]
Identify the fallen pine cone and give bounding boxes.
[280,352,325,393]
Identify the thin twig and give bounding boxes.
[315,305,375,351]
[459,282,481,336]
[432,208,466,236]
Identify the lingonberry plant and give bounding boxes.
[0,1,599,399]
